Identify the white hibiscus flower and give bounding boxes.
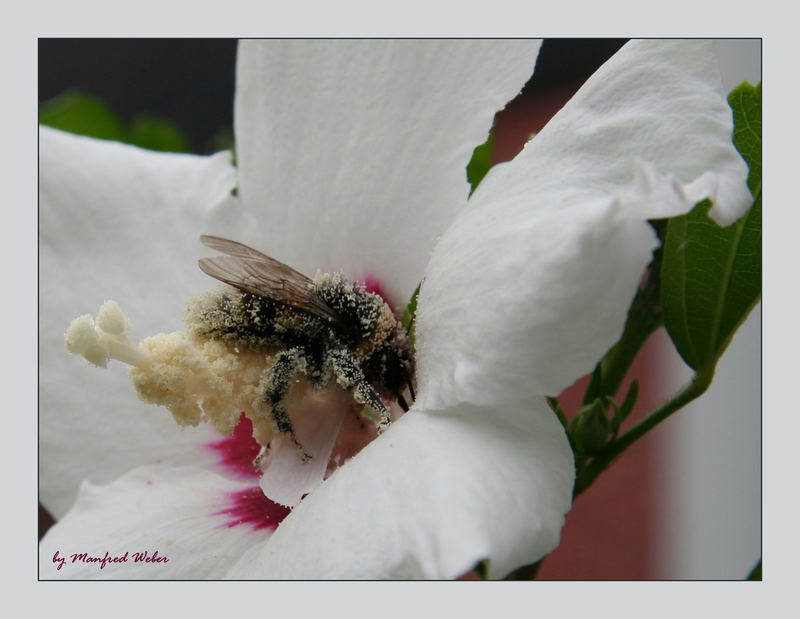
[39,39,750,579]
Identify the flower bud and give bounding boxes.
[568,399,613,455]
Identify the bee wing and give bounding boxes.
[200,235,279,262]
[199,237,342,325]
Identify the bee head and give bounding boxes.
[364,323,415,408]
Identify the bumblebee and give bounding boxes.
[190,235,415,460]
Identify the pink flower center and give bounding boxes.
[363,274,393,308]
[216,487,291,531]
[205,413,262,481]
[207,414,291,530]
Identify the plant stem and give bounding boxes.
[573,365,714,497]
[598,247,663,399]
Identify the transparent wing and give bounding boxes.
[198,236,342,324]
[201,235,287,263]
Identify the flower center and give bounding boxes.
[65,283,413,507]
[214,486,292,532]
[206,413,263,480]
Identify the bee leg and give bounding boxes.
[263,348,312,462]
[354,382,391,432]
[403,367,415,403]
[397,393,409,412]
[327,349,391,432]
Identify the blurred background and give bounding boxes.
[38,38,761,579]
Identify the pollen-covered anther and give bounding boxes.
[131,331,275,439]
[66,299,277,443]
[64,301,151,369]
[96,299,132,335]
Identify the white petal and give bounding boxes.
[234,39,541,308]
[487,39,751,226]
[414,39,751,409]
[226,398,574,580]
[39,128,249,516]
[39,465,282,579]
[416,196,658,409]
[257,393,348,508]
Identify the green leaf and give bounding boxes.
[208,127,236,160]
[39,90,128,142]
[660,82,761,371]
[128,115,191,153]
[401,284,421,352]
[747,559,761,581]
[466,131,495,195]
[40,89,194,154]
[401,283,420,330]
[472,560,489,580]
[730,82,762,196]
[547,396,569,430]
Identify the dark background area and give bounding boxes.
[39,39,238,154]
[38,38,625,155]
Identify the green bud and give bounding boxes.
[568,399,613,455]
